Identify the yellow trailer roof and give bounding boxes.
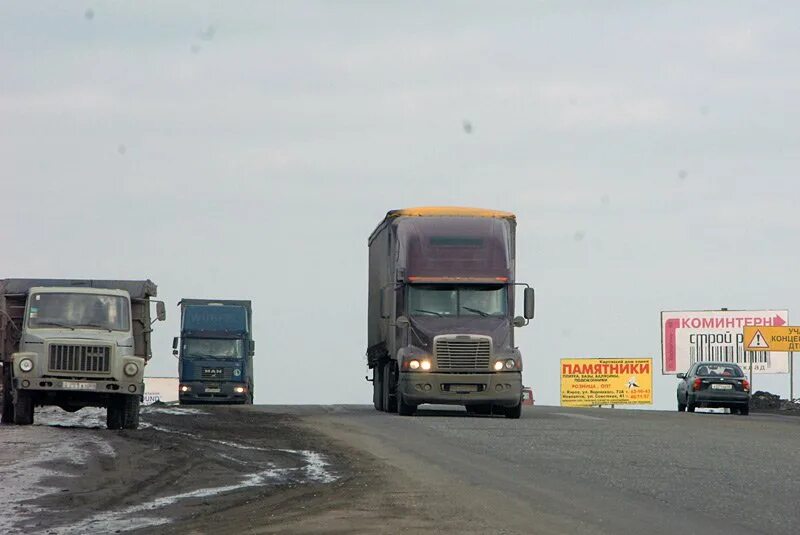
[386,206,515,221]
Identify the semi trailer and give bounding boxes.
[366,207,534,418]
[0,279,165,429]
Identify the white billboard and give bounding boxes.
[144,376,179,404]
[661,310,789,374]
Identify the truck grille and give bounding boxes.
[201,368,232,380]
[49,345,110,373]
[434,337,491,370]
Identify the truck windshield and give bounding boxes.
[183,338,243,359]
[408,284,507,317]
[28,293,130,331]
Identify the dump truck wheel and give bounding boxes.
[13,391,34,425]
[2,369,15,424]
[107,401,123,430]
[121,395,140,430]
[504,403,522,419]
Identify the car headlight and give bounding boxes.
[504,359,516,370]
[494,361,504,371]
[123,362,139,377]
[409,359,420,370]
[19,358,34,372]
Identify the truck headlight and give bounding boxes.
[494,361,504,371]
[234,386,246,394]
[409,359,420,370]
[123,362,139,376]
[420,360,431,371]
[504,359,516,370]
[407,359,431,371]
[19,358,34,372]
[180,385,191,393]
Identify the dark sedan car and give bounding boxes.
[676,362,751,415]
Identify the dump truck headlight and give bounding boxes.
[123,362,139,376]
[19,358,34,372]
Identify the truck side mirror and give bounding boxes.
[523,287,535,320]
[156,301,167,321]
[396,316,410,329]
[172,337,178,350]
[380,287,392,319]
[249,340,256,356]
[513,316,527,328]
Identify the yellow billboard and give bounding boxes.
[560,358,653,407]
[743,326,800,352]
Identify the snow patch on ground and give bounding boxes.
[140,406,207,416]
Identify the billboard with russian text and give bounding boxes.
[661,310,789,374]
[560,358,653,407]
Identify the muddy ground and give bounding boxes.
[1,404,485,535]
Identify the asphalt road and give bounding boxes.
[265,404,800,535]
[3,404,798,534]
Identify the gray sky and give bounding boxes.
[3,1,798,407]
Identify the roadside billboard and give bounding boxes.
[661,310,789,374]
[144,376,179,405]
[560,358,653,407]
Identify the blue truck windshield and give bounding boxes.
[183,305,247,333]
[183,338,243,359]
[408,285,507,317]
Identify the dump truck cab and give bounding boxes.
[1,279,164,429]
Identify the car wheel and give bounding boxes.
[677,400,686,412]
[739,405,749,416]
[686,397,696,413]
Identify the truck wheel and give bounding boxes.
[373,366,384,411]
[468,404,492,416]
[107,401,123,430]
[382,362,397,413]
[2,368,15,424]
[13,391,34,425]
[397,391,416,416]
[504,403,522,419]
[107,395,140,430]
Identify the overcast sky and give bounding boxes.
[2,1,798,407]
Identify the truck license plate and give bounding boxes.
[62,381,97,391]
[711,384,733,390]
[451,384,478,393]
[205,386,221,393]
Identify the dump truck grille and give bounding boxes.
[434,337,491,370]
[49,345,110,373]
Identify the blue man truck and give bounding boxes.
[174,299,254,404]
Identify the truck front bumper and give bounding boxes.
[13,377,143,395]
[179,381,249,404]
[399,372,522,407]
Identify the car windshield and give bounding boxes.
[408,284,507,317]
[183,338,243,359]
[695,364,744,377]
[28,292,130,331]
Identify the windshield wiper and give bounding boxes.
[462,306,490,317]
[35,321,75,330]
[414,309,444,317]
[73,323,114,332]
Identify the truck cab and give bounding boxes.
[1,279,165,429]
[175,300,254,404]
[367,207,534,418]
